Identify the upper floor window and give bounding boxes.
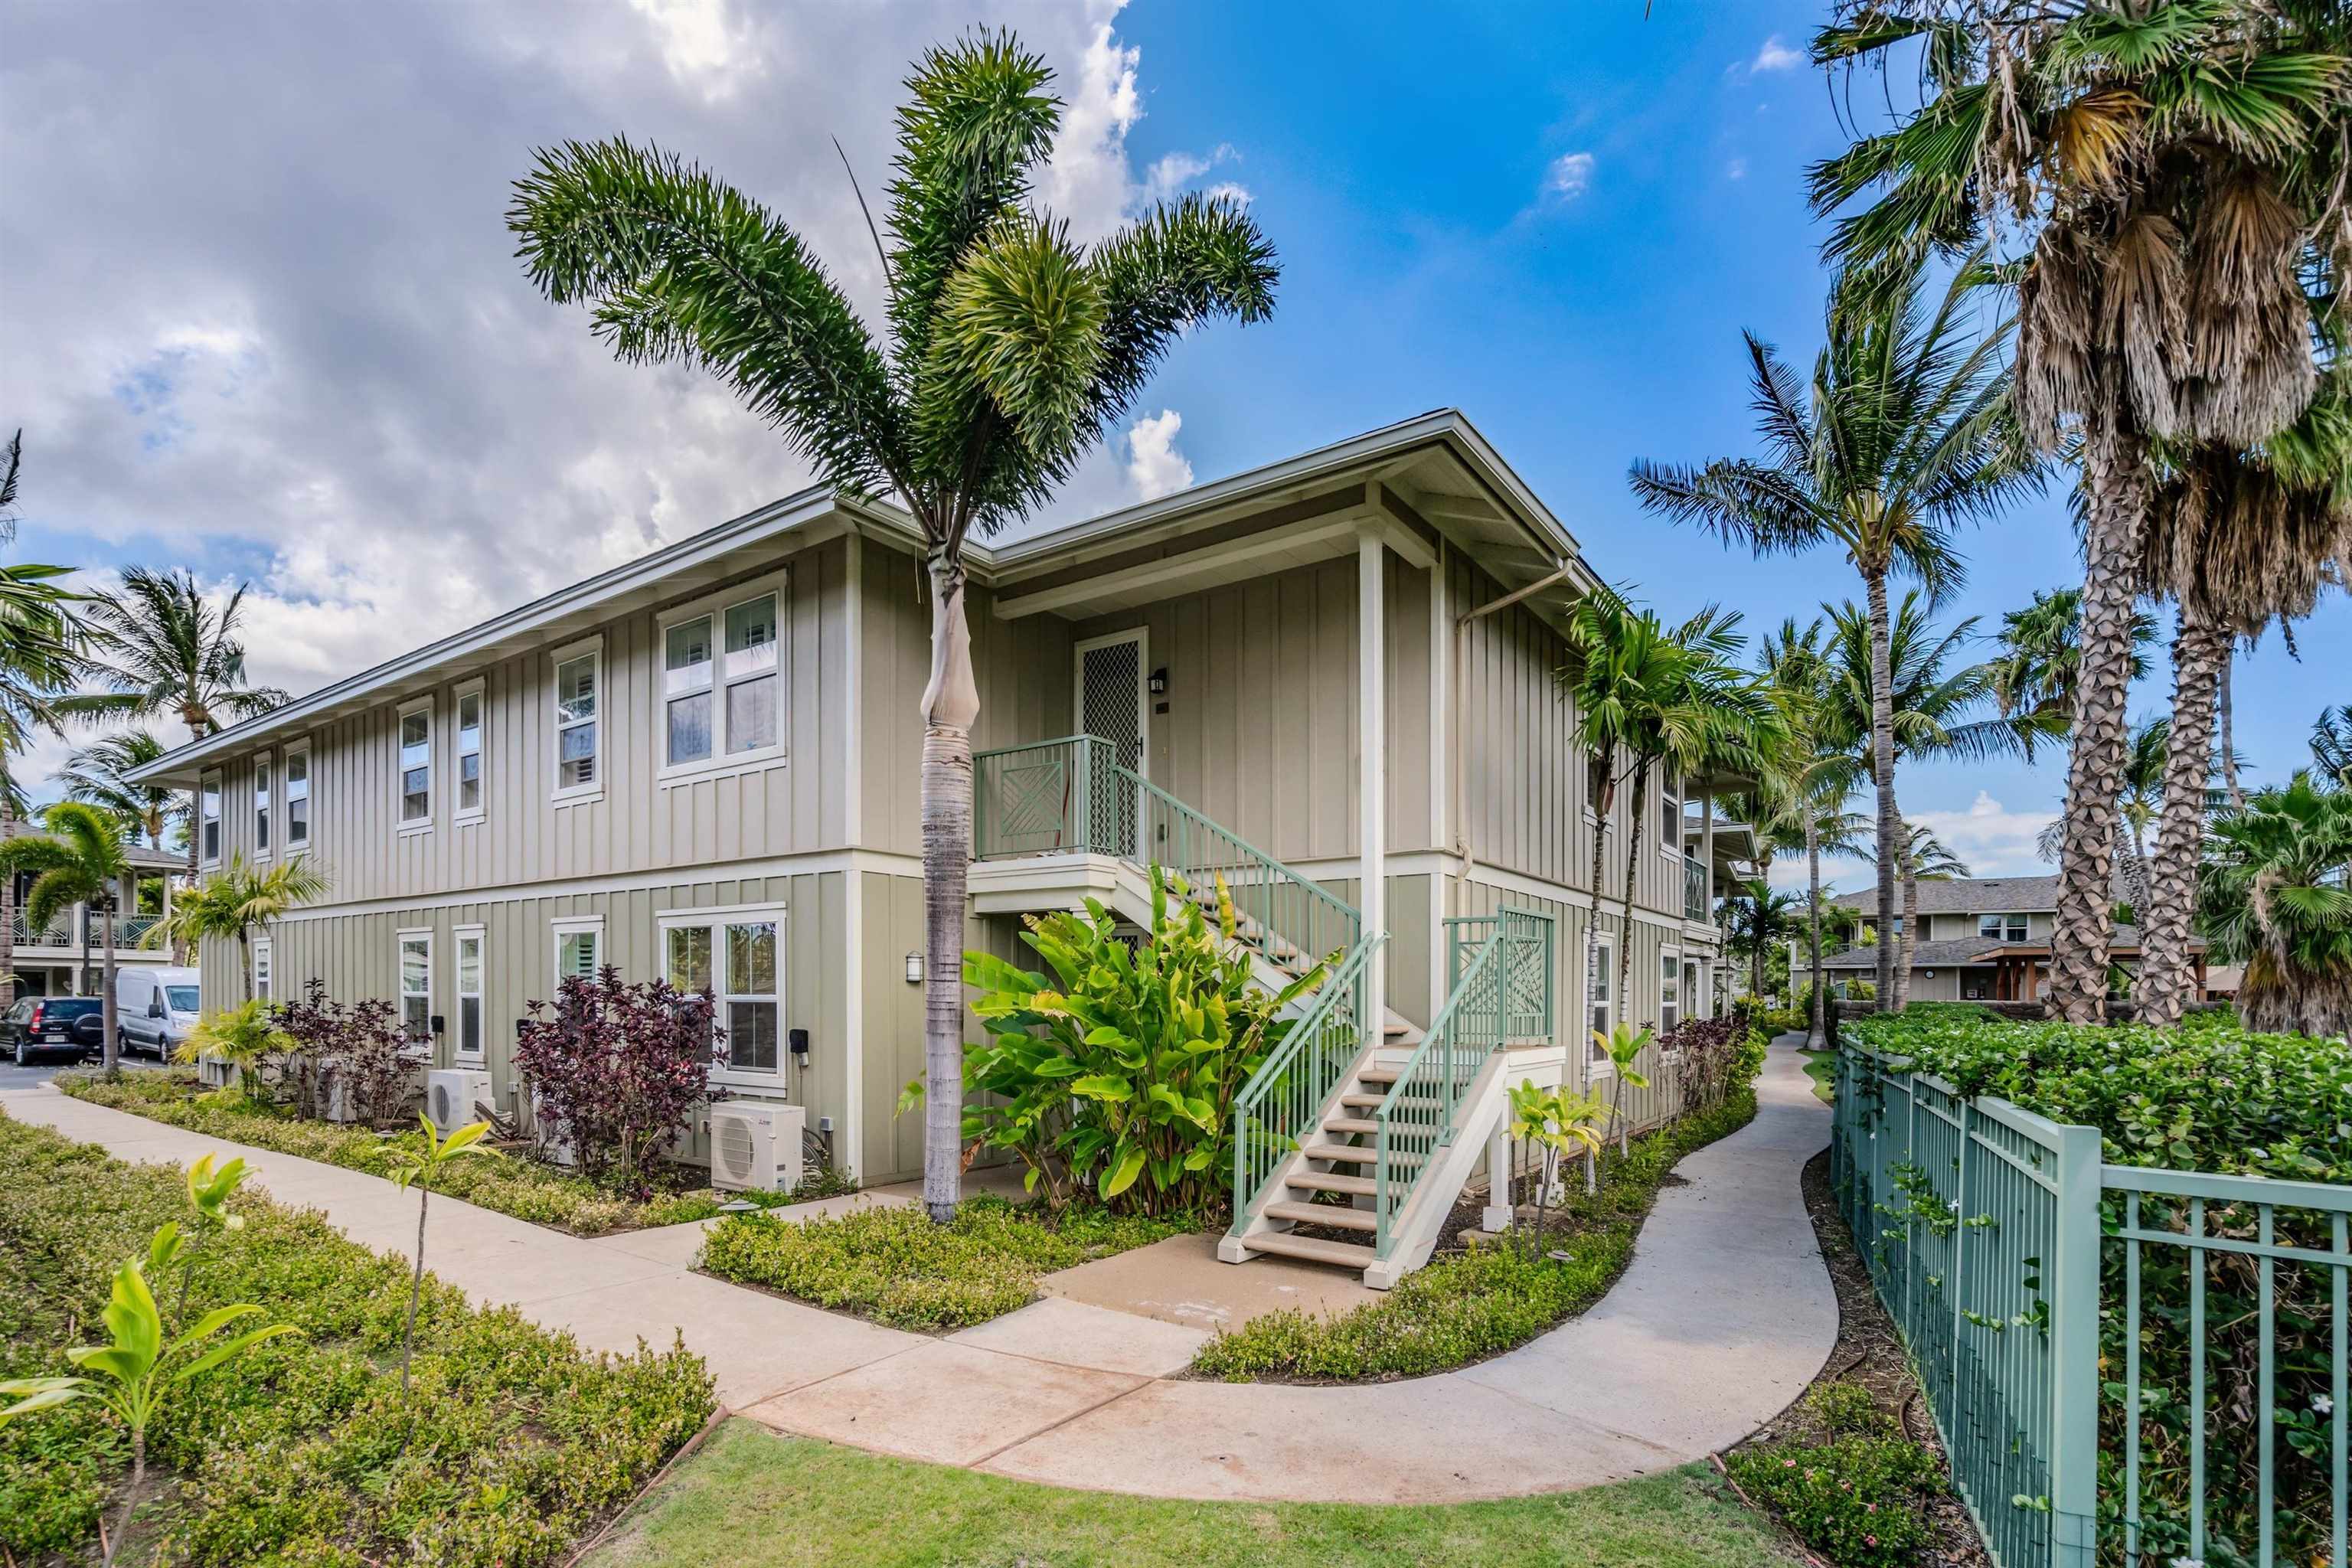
[398,701,432,828]
[657,580,784,779]
[199,771,222,865]
[1978,913,2028,944]
[285,746,310,850]
[1660,770,1680,845]
[253,755,272,857]
[553,642,600,801]
[456,681,485,823]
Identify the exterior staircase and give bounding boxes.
[971,734,1553,1289]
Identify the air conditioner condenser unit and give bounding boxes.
[425,1067,494,1135]
[709,1099,805,1194]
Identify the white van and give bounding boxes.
[116,967,201,1060]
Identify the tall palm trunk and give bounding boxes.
[1864,570,1901,1009]
[1896,858,1920,1009]
[921,558,979,1223]
[0,798,15,1011]
[2050,421,2149,1022]
[2216,646,2243,810]
[100,896,120,1080]
[1582,762,1613,1195]
[1617,761,1649,1011]
[175,802,196,965]
[2135,603,2223,1025]
[1805,816,1828,1050]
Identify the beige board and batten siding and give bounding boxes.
[204,536,853,906]
[236,871,849,1163]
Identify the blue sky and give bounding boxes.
[2,0,2341,888]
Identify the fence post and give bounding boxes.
[2047,1122,2103,1567]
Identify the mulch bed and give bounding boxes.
[1721,1148,1991,1568]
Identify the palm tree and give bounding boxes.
[1754,618,1871,1047]
[0,804,132,1074]
[1811,1,2349,1021]
[62,730,185,851]
[2198,773,2352,1040]
[512,36,1276,1222]
[72,567,289,919]
[2314,707,2352,789]
[1631,250,2037,1011]
[1557,588,1781,1015]
[1720,877,1803,1006]
[1985,586,2156,763]
[1858,822,1971,1010]
[149,854,328,1003]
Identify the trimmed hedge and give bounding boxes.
[54,1070,825,1234]
[0,1109,713,1566]
[1192,1071,1764,1382]
[697,1197,1188,1331]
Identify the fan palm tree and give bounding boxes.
[61,730,184,851]
[2198,773,2352,1040]
[1557,587,1782,1014]
[0,804,132,1074]
[71,567,289,916]
[148,853,328,1004]
[1631,250,2039,1010]
[507,33,1280,1222]
[1811,0,2350,1021]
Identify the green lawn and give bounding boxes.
[1800,1050,1837,1104]
[585,1420,1806,1568]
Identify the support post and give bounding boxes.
[2048,1122,2104,1565]
[1358,522,1387,1044]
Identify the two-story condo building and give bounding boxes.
[1822,873,2210,1004]
[131,412,1749,1282]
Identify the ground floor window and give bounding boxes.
[1588,930,1615,1060]
[253,938,273,1004]
[397,931,431,1043]
[1660,945,1680,1036]
[454,926,484,1058]
[552,916,602,988]
[662,904,783,1076]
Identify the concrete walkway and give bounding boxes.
[0,1037,1835,1504]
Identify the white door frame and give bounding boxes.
[1073,628,1149,780]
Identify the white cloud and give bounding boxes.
[1785,790,2062,895]
[1751,35,1803,73]
[1724,157,1748,181]
[1544,151,1595,201]
[1124,409,1192,501]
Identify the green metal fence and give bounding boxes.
[1834,1043,2352,1568]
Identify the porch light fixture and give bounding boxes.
[904,952,923,985]
[1148,666,1168,696]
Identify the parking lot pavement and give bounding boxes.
[0,1058,83,1090]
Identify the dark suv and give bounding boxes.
[2,997,105,1066]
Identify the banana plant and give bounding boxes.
[377,1116,498,1393]
[1594,1021,1655,1159]
[1504,1079,1606,1259]
[175,1152,252,1318]
[0,1226,299,1566]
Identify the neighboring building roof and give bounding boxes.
[3,815,183,873]
[1819,923,2200,969]
[129,410,1598,789]
[1830,871,2136,916]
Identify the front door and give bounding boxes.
[1075,629,1148,855]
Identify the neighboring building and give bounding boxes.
[4,821,183,1000]
[130,411,1745,1281]
[1821,874,2210,1003]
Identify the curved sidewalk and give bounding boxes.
[0,1039,1834,1505]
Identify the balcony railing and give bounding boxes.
[10,914,76,947]
[8,913,163,949]
[1684,854,1709,922]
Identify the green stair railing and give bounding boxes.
[1229,934,1382,1226]
[1377,907,1555,1255]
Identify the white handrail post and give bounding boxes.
[2048,1121,2103,1566]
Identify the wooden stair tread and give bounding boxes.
[1303,1142,1419,1168]
[1265,1199,1377,1233]
[1339,1092,1439,1111]
[1323,1115,1379,1136]
[1286,1171,1376,1197]
[1245,1231,1379,1269]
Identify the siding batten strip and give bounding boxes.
[1357,516,1387,1031]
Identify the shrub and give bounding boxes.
[955,867,1315,1216]
[0,1111,712,1566]
[274,978,416,1125]
[698,1197,1186,1331]
[1727,1434,1942,1567]
[515,966,723,1195]
[1194,1087,1759,1380]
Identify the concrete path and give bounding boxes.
[0,1037,1835,1504]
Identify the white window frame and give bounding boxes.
[452,923,485,1060]
[654,573,790,786]
[1659,943,1681,1037]
[550,637,604,805]
[252,753,273,863]
[396,697,434,835]
[1978,911,2029,944]
[1586,930,1617,1072]
[658,900,788,1087]
[284,741,311,852]
[551,913,605,988]
[252,936,273,1004]
[397,928,434,1047]
[454,678,486,826]
[199,769,222,868]
[1658,771,1683,860]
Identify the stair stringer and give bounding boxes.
[1361,1050,1514,1290]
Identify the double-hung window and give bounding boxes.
[662,904,784,1077]
[397,701,432,828]
[1978,912,2028,944]
[199,772,221,866]
[1588,932,1615,1063]
[454,926,485,1059]
[657,577,786,779]
[1660,946,1680,1036]
[553,642,601,801]
[253,756,272,858]
[456,681,485,822]
[1660,770,1681,852]
[398,931,432,1044]
[253,938,273,1003]
[285,746,310,851]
